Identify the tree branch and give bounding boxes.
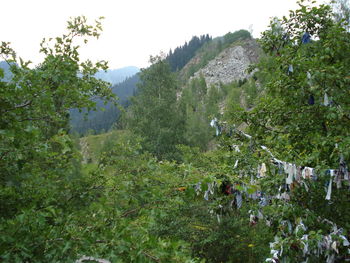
[141,250,160,262]
[1,100,33,113]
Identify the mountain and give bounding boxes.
[178,29,255,83]
[70,73,140,135]
[94,66,139,86]
[69,33,212,135]
[190,38,260,86]
[173,30,261,149]
[111,73,139,101]
[70,30,260,136]
[69,66,140,135]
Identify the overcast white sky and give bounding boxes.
[1,0,327,69]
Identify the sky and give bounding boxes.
[1,0,327,69]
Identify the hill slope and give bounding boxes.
[70,71,140,135]
[71,30,261,136]
[191,39,260,86]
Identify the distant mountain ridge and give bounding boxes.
[95,66,139,85]
[0,61,139,86]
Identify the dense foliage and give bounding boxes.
[0,16,117,262]
[127,57,185,160]
[222,1,350,261]
[2,1,350,262]
[222,29,252,49]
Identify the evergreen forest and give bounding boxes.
[1,1,350,262]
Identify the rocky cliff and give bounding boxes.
[190,39,260,86]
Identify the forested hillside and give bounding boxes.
[94,66,139,86]
[69,33,213,135]
[70,74,140,134]
[1,1,350,262]
[166,34,212,72]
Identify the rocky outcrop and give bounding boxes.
[192,39,260,86]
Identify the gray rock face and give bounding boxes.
[192,40,259,86]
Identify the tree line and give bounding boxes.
[166,34,212,72]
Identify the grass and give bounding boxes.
[82,130,126,163]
